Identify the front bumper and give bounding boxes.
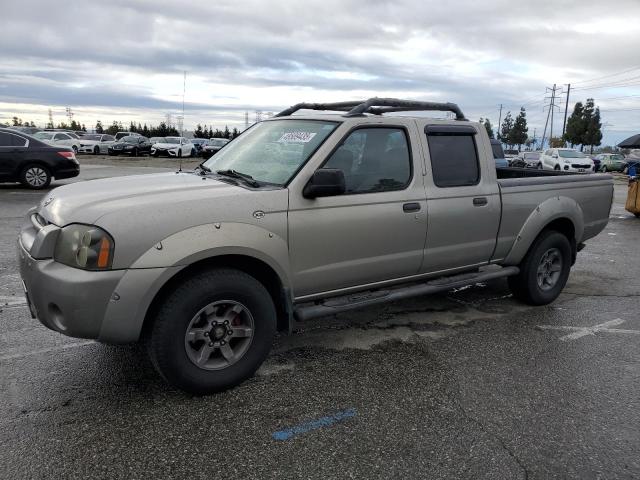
[151,148,179,157]
[18,213,178,343]
[19,239,125,339]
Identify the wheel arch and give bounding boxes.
[140,254,293,342]
[503,196,583,266]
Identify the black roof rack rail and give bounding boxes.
[275,97,467,121]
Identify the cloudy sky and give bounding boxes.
[2,0,640,145]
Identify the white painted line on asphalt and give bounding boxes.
[537,318,640,341]
[0,295,26,306]
[0,341,95,361]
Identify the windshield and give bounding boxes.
[524,153,540,160]
[203,120,338,185]
[83,134,102,141]
[164,137,181,144]
[150,137,165,143]
[122,136,139,143]
[34,132,54,140]
[209,139,229,146]
[558,150,585,158]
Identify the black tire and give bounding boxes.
[108,151,116,156]
[554,165,561,171]
[147,268,276,395]
[131,148,138,157]
[508,230,572,305]
[20,164,51,189]
[93,146,100,155]
[537,162,542,170]
[191,148,196,157]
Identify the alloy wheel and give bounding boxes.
[536,247,563,291]
[184,300,255,370]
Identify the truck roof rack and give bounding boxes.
[275,97,467,121]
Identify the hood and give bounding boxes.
[153,142,180,148]
[38,171,288,269]
[39,172,249,226]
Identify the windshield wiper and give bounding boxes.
[196,163,212,175]
[216,169,261,187]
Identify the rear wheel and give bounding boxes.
[508,230,571,305]
[147,268,276,395]
[191,148,196,157]
[554,165,561,171]
[20,164,51,189]
[537,162,542,169]
[93,146,100,155]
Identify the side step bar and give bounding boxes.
[294,266,520,321]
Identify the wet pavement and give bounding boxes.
[1,164,638,479]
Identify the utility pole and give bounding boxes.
[181,71,186,137]
[497,104,503,139]
[532,128,537,151]
[562,83,571,139]
[549,84,557,143]
[541,85,555,150]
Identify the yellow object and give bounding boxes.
[625,180,640,215]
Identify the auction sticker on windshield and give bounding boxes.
[278,131,317,143]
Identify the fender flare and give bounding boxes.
[502,195,584,266]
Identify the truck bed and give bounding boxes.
[493,170,613,264]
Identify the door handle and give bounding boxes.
[473,197,488,206]
[403,202,421,212]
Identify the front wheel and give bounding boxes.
[147,268,276,395]
[508,230,571,305]
[537,162,542,170]
[93,146,100,155]
[601,165,607,173]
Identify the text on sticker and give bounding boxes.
[278,131,317,143]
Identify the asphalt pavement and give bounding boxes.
[1,161,638,479]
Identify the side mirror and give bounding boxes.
[552,154,558,159]
[303,169,346,199]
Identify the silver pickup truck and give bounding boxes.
[18,98,613,394]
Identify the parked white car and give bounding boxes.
[151,137,196,157]
[78,134,116,154]
[540,148,595,173]
[33,131,81,154]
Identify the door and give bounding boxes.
[0,131,27,179]
[288,125,428,298]
[419,124,501,273]
[54,133,71,147]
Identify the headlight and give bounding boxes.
[54,224,114,270]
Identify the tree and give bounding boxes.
[550,137,565,148]
[12,116,22,126]
[223,125,230,139]
[563,102,586,148]
[499,111,514,146]
[231,127,240,138]
[509,107,528,149]
[194,124,205,138]
[582,98,602,153]
[106,121,120,135]
[95,121,104,133]
[479,118,494,139]
[81,123,87,132]
[208,126,214,138]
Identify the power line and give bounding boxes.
[572,65,640,86]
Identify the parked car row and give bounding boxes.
[5,127,233,159]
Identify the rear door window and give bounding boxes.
[0,132,13,147]
[425,126,480,187]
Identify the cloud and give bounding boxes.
[1,0,640,144]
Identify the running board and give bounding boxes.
[294,266,520,321]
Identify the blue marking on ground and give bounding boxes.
[272,408,357,441]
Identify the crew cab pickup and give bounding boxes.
[18,98,614,394]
